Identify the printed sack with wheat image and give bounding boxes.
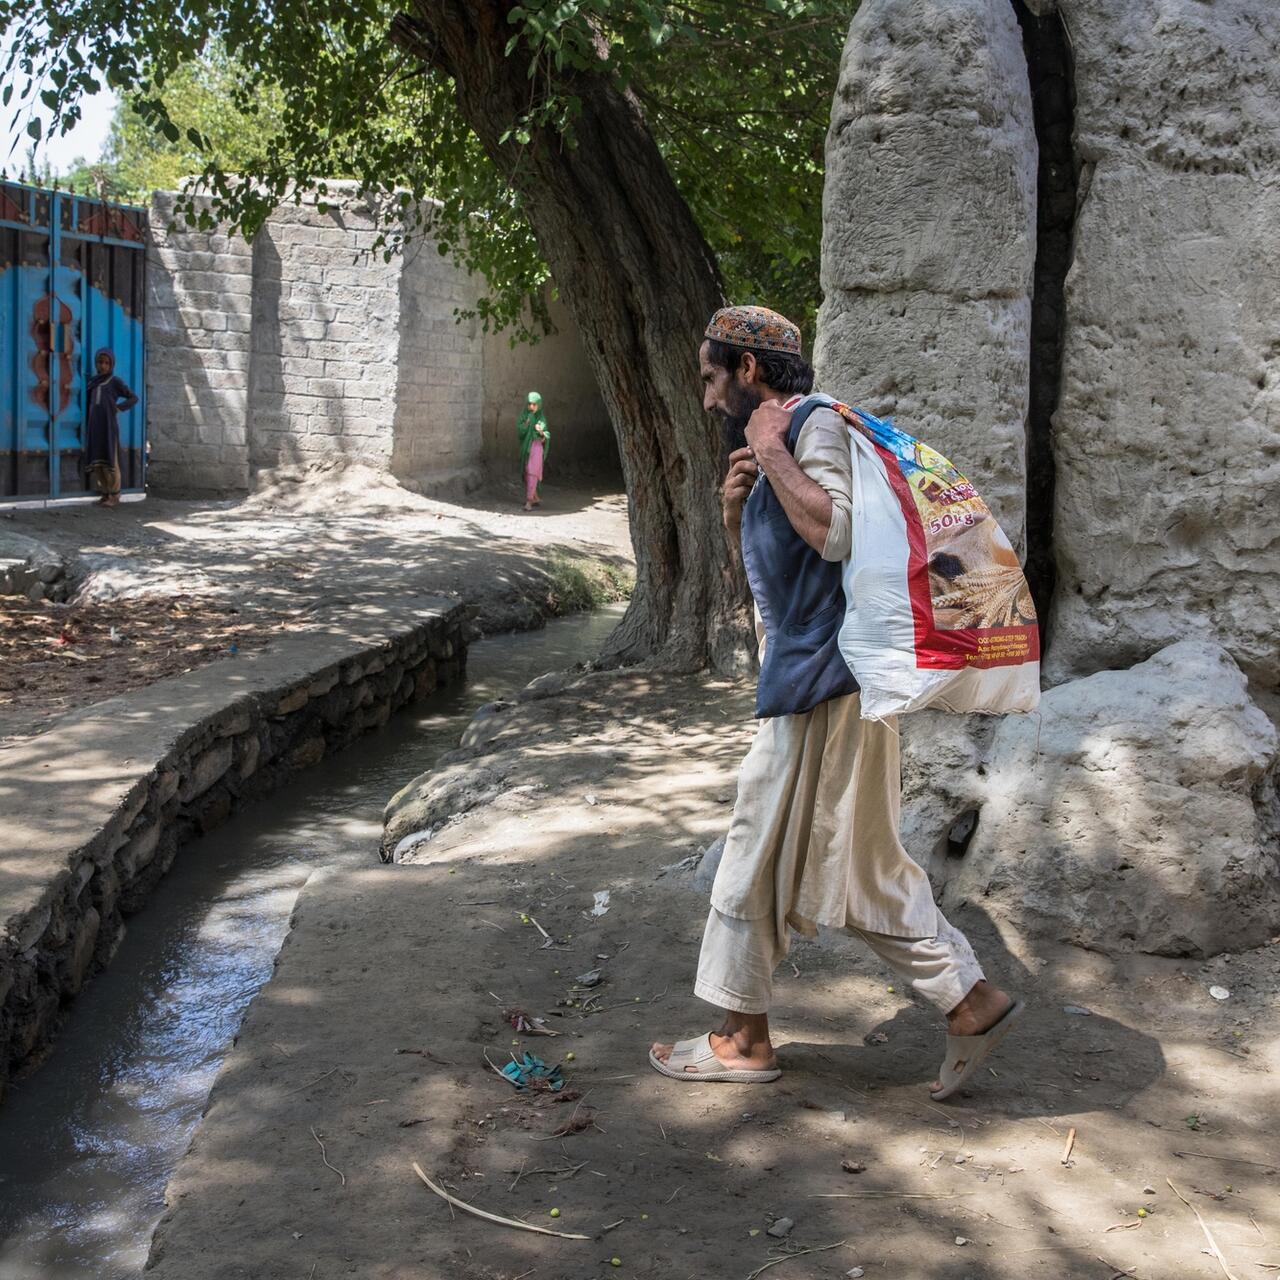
[830,400,1040,719]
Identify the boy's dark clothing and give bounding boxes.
[85,350,137,497]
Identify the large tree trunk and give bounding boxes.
[391,1,751,674]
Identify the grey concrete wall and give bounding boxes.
[248,198,401,472]
[145,190,615,496]
[481,295,618,480]
[390,238,486,491]
[146,193,253,494]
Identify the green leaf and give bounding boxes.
[11,0,846,343]
[26,117,42,140]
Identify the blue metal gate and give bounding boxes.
[0,181,147,501]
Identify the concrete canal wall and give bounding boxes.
[0,599,467,1103]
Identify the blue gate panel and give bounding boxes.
[0,181,147,501]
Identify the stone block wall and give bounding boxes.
[248,198,403,471]
[390,239,486,490]
[0,606,467,1103]
[146,193,253,493]
[145,188,616,496]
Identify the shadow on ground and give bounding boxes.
[142,672,1279,1280]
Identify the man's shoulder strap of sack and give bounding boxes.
[783,392,839,451]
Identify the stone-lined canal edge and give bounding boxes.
[0,598,467,1103]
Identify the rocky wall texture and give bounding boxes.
[0,530,77,604]
[1041,0,1280,691]
[0,607,466,1104]
[819,0,1280,692]
[905,641,1280,957]
[814,0,1037,550]
[821,0,1280,956]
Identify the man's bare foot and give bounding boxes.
[651,1011,777,1073]
[930,980,1014,1092]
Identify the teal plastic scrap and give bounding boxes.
[500,1052,565,1091]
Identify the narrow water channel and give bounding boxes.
[0,604,625,1279]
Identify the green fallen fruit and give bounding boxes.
[611,1259,621,1268]
[549,1208,560,1218]
[565,1052,576,1061]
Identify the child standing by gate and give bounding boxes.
[84,347,137,507]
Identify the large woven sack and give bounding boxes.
[827,399,1040,719]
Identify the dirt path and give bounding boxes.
[0,470,631,743]
[148,671,1280,1280]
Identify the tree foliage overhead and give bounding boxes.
[2,0,849,340]
[49,41,290,201]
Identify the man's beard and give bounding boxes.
[716,382,763,454]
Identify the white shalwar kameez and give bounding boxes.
[696,406,984,1016]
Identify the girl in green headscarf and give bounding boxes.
[518,391,550,511]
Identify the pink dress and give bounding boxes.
[525,438,544,503]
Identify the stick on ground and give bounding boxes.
[412,1164,590,1240]
[310,1126,345,1187]
[810,1192,971,1200]
[1167,1177,1242,1280]
[746,1238,847,1280]
[285,1066,338,1095]
[1174,1151,1279,1172]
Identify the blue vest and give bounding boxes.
[740,394,859,719]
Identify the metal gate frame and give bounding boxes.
[1,180,147,503]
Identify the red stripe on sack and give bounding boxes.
[845,406,1039,674]
[910,625,1041,670]
[868,436,942,663]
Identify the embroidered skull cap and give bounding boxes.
[704,305,802,357]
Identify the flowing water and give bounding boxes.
[0,605,624,1279]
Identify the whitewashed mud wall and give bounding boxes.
[819,0,1280,957]
[814,0,1036,551]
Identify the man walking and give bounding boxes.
[650,306,1022,1099]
